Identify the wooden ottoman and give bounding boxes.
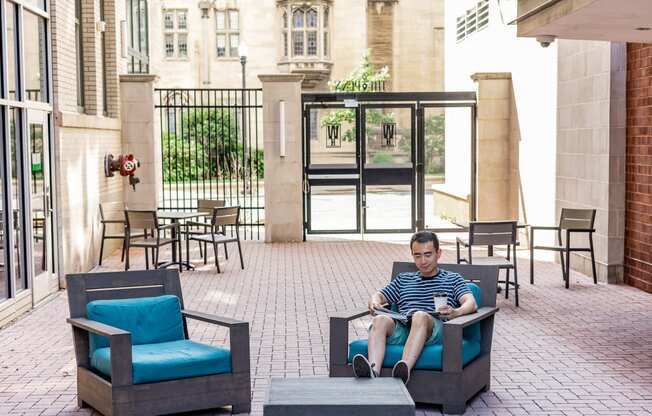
[263,377,415,416]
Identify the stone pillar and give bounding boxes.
[120,74,161,210]
[556,40,626,283]
[472,72,518,221]
[259,74,304,242]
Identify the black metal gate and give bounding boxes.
[302,92,477,237]
[156,88,264,239]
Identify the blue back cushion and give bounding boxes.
[86,295,185,353]
[463,283,482,342]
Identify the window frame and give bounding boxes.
[215,7,239,59]
[162,8,188,60]
[281,3,329,61]
[456,0,489,43]
[0,0,57,304]
[75,0,84,109]
[126,0,149,74]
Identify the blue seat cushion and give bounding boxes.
[348,339,481,370]
[86,295,185,353]
[91,339,232,384]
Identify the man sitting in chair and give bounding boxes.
[353,231,477,384]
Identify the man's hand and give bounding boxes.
[436,305,460,319]
[367,292,386,314]
[368,298,382,314]
[437,293,477,320]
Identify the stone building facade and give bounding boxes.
[150,0,444,91]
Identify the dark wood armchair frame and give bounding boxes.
[329,263,499,414]
[530,208,597,288]
[66,269,251,416]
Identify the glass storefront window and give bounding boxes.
[29,120,46,276]
[8,108,25,292]
[1,0,54,306]
[6,2,17,100]
[24,0,46,10]
[23,11,48,102]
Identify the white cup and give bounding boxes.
[433,292,448,312]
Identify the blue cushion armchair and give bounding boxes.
[66,269,251,415]
[329,263,499,414]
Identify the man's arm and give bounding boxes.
[368,292,389,314]
[437,293,477,319]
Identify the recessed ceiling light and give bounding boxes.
[635,27,651,31]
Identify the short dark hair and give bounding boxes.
[410,231,440,251]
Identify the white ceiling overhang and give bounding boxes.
[516,0,652,43]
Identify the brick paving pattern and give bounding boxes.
[1,239,652,415]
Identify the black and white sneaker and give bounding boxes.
[392,360,410,384]
[352,354,376,378]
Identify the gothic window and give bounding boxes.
[284,5,327,59]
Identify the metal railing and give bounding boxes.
[155,88,264,240]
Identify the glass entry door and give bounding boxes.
[26,110,54,281]
[304,105,360,233]
[361,104,415,233]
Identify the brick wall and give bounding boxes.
[50,0,78,113]
[625,43,652,293]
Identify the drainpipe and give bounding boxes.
[199,1,214,85]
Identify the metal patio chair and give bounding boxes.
[124,210,179,271]
[98,202,144,266]
[188,206,244,273]
[183,199,226,263]
[456,220,520,306]
[530,208,597,288]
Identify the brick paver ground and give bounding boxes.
[1,239,652,416]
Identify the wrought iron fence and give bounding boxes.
[155,88,264,240]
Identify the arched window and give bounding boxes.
[292,9,304,56]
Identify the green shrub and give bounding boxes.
[162,109,264,183]
[371,152,394,164]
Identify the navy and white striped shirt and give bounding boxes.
[379,269,471,316]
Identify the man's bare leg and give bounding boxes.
[367,315,395,372]
[401,311,434,369]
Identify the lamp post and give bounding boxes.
[239,43,248,89]
[239,43,249,194]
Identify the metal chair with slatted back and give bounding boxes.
[124,210,179,271]
[99,202,144,266]
[530,208,597,288]
[188,206,244,273]
[184,199,226,263]
[456,220,519,306]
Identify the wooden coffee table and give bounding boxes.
[263,377,415,416]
